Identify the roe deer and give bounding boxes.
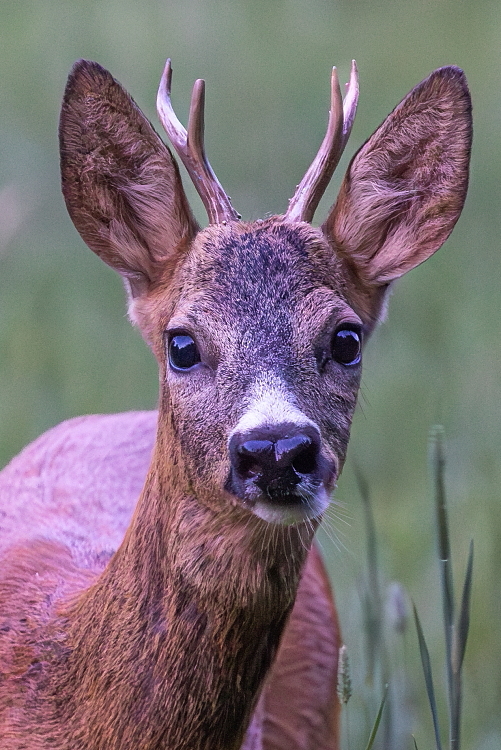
[0,59,471,750]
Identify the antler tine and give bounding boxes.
[285,61,359,224]
[157,59,239,225]
[342,60,359,148]
[157,60,188,153]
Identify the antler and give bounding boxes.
[285,61,359,224]
[157,60,240,225]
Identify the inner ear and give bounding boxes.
[322,66,472,296]
[59,60,199,292]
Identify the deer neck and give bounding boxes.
[56,432,313,750]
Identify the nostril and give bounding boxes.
[236,439,274,479]
[291,443,318,475]
[237,456,262,480]
[275,434,319,476]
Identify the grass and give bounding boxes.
[412,427,474,750]
[338,427,474,749]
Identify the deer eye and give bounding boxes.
[169,334,201,371]
[331,327,361,366]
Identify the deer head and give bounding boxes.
[59,59,471,533]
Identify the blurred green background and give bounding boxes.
[0,1,499,747]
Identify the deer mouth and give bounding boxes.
[225,449,337,525]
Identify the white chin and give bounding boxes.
[251,487,330,526]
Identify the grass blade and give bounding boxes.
[413,603,443,750]
[450,539,474,748]
[456,539,474,671]
[429,426,456,744]
[430,426,455,633]
[353,464,383,686]
[364,685,388,750]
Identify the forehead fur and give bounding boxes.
[132,217,371,351]
[179,219,347,311]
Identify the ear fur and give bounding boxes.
[59,60,198,296]
[322,66,472,323]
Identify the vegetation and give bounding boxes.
[0,1,499,747]
[338,428,474,749]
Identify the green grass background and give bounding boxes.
[0,1,500,747]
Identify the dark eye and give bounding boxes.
[169,334,201,371]
[331,327,361,366]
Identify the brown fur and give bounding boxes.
[0,59,471,749]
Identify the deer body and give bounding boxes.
[0,411,340,750]
[0,59,471,749]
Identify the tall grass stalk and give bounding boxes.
[364,687,388,750]
[414,426,474,750]
[353,465,393,747]
[354,466,385,687]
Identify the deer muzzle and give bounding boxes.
[227,423,336,524]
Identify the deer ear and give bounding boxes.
[322,66,472,321]
[59,60,198,297]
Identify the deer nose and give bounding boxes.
[237,435,317,476]
[229,426,321,497]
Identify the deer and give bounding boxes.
[0,57,471,750]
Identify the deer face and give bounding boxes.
[135,221,361,523]
[59,60,471,525]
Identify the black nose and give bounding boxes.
[229,424,321,499]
